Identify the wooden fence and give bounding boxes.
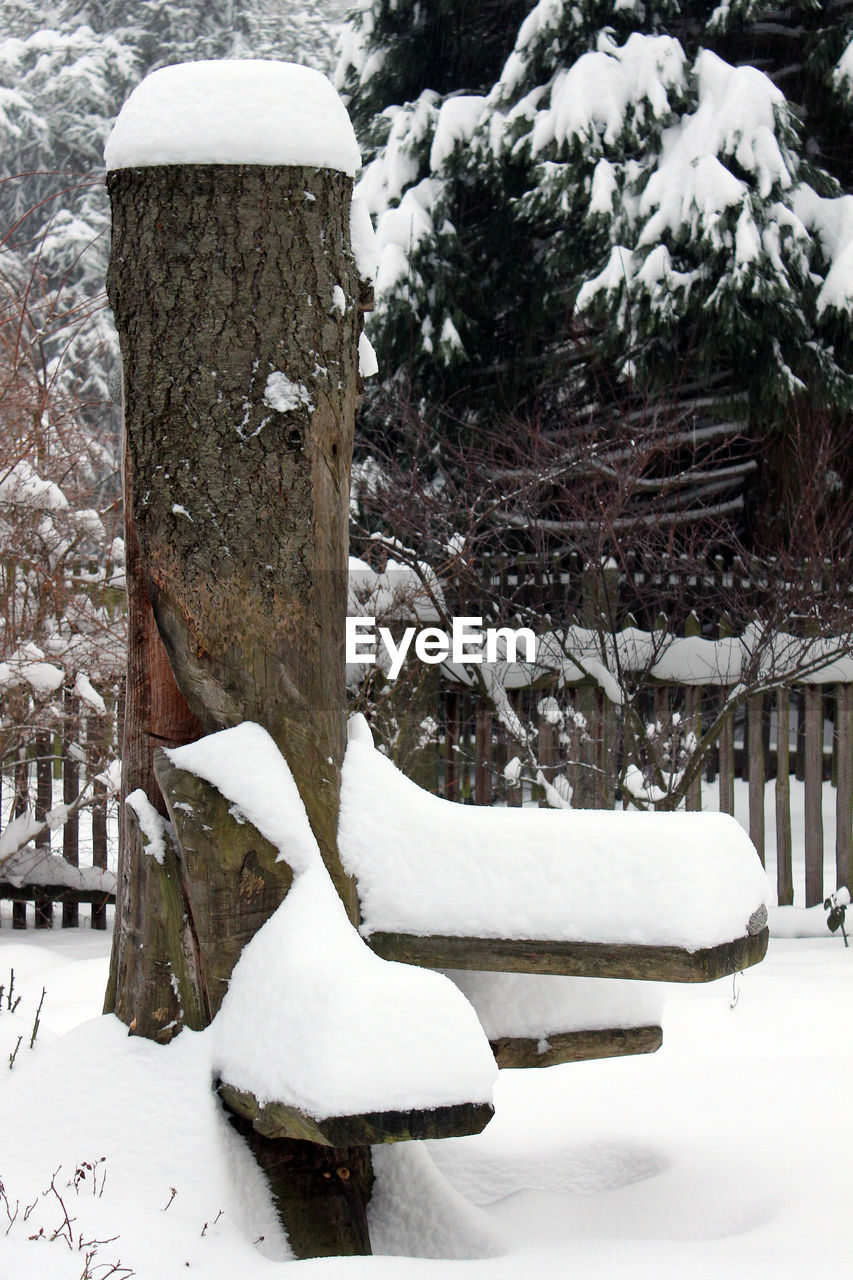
[0,691,119,930]
[2,628,851,925]
[349,544,845,634]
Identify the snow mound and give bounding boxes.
[105,60,360,174]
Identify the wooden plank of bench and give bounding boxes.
[367,926,769,983]
[0,883,115,906]
[218,1082,494,1147]
[489,1024,663,1069]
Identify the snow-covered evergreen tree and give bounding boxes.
[339,1,853,529]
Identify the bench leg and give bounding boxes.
[226,1115,373,1259]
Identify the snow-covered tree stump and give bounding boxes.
[105,64,366,1030]
[102,62,377,1257]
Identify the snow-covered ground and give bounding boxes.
[0,754,847,1276]
[0,922,848,1277]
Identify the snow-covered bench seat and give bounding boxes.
[444,970,664,1068]
[339,716,769,985]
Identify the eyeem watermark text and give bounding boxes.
[346,616,537,680]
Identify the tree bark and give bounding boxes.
[103,456,203,1031]
[106,163,361,921]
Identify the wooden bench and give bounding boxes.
[152,719,768,1149]
[339,716,768,1074]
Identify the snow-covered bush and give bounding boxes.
[0,252,124,861]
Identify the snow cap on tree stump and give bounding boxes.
[104,59,361,174]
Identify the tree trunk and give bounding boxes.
[89,706,109,930]
[105,159,368,1255]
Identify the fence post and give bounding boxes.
[12,748,28,929]
[536,706,558,808]
[35,731,52,841]
[717,618,735,816]
[34,729,53,928]
[566,687,582,805]
[507,691,523,808]
[684,613,702,812]
[718,703,735,816]
[804,684,824,906]
[747,693,765,865]
[475,706,493,806]
[836,683,853,892]
[795,687,806,781]
[444,688,460,800]
[62,688,80,928]
[775,687,793,906]
[90,710,109,930]
[574,563,617,808]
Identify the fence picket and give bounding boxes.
[475,707,493,806]
[34,732,51,848]
[62,689,80,929]
[507,691,523,807]
[804,685,824,907]
[444,689,460,801]
[537,709,558,808]
[684,615,702,812]
[90,710,109,930]
[835,684,852,893]
[747,694,765,865]
[33,731,53,929]
[685,687,702,811]
[795,688,806,782]
[719,700,735,816]
[12,750,28,930]
[775,688,793,906]
[566,689,581,805]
